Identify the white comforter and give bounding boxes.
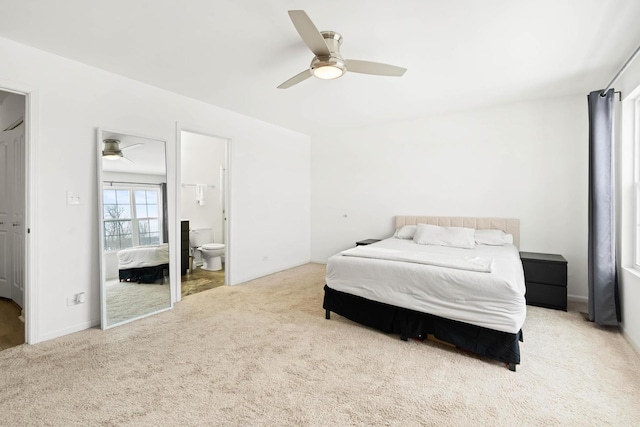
[341,245,493,272]
[326,238,526,333]
[117,243,169,269]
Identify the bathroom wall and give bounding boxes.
[180,131,226,264]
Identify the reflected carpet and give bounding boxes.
[106,280,171,325]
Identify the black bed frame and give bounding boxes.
[119,264,169,284]
[323,285,522,371]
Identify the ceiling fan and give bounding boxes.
[278,10,407,89]
[102,139,142,162]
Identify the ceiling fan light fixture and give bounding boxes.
[277,11,406,89]
[102,139,123,160]
[313,64,344,79]
[311,56,346,80]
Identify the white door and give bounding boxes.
[0,128,14,299]
[11,126,25,307]
[0,126,24,306]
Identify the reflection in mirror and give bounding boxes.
[98,130,172,329]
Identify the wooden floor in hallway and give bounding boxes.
[0,297,24,351]
[181,265,225,298]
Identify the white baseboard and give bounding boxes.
[230,260,311,286]
[622,328,640,356]
[310,259,327,265]
[565,295,639,356]
[37,318,100,344]
[568,294,588,303]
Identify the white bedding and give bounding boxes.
[117,243,169,269]
[341,246,493,272]
[325,238,526,333]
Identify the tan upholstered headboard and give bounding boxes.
[395,216,520,248]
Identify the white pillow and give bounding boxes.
[394,225,417,239]
[474,229,507,246]
[413,223,476,249]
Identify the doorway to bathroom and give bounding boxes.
[179,130,229,298]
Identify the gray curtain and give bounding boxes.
[161,183,169,244]
[587,88,620,326]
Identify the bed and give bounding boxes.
[323,216,526,371]
[117,243,169,284]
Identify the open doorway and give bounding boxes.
[179,131,229,298]
[0,90,26,351]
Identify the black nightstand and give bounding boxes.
[181,220,189,275]
[356,239,381,246]
[520,252,568,311]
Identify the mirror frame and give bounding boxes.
[97,128,174,329]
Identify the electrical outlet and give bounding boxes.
[67,292,86,306]
[66,191,81,205]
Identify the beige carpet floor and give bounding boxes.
[1,263,639,426]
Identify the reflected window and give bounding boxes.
[135,190,160,246]
[103,186,163,251]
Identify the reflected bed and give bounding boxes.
[117,243,169,284]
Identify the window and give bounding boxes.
[103,185,163,251]
[634,98,640,268]
[636,180,640,267]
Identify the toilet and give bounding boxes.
[189,228,225,271]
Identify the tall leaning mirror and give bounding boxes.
[97,129,172,329]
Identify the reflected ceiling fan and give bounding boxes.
[102,139,142,162]
[278,10,407,89]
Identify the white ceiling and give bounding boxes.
[1,0,639,135]
[101,131,167,176]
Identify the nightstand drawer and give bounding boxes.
[521,261,566,286]
[526,281,567,310]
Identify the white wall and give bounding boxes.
[616,55,640,352]
[0,36,310,343]
[311,94,588,300]
[0,91,24,130]
[180,131,226,260]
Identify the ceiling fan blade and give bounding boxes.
[121,143,143,151]
[277,70,312,89]
[122,156,135,164]
[345,59,407,77]
[288,10,330,57]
